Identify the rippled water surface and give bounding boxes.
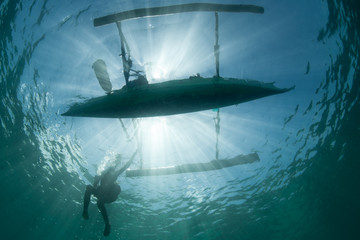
[1,0,359,239]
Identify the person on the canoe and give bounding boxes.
[82,154,135,236]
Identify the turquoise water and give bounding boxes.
[1,0,359,239]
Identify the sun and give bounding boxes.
[145,63,169,81]
[153,65,169,80]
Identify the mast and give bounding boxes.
[116,21,132,85]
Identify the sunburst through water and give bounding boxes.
[1,0,360,239]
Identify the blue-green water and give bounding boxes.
[1,0,359,239]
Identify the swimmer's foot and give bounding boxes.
[104,224,111,236]
[82,210,89,220]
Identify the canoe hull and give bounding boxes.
[62,77,293,118]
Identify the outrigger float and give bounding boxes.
[126,153,260,177]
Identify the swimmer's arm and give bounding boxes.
[114,153,136,177]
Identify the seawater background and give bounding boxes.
[1,0,359,239]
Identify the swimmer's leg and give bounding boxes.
[97,200,111,236]
[82,185,94,219]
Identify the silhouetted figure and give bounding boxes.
[82,156,134,236]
